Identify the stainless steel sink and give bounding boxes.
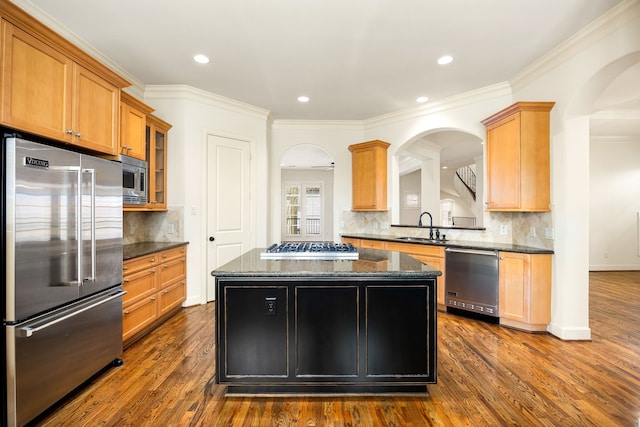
[397,236,446,243]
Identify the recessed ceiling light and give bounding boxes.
[416,96,429,103]
[437,55,454,65]
[297,96,310,103]
[193,54,210,64]
[442,165,448,169]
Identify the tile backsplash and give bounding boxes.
[341,209,553,250]
[123,207,184,244]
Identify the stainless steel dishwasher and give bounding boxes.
[445,248,499,320]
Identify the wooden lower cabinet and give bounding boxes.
[498,252,552,332]
[122,245,187,345]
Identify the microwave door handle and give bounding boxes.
[83,168,96,282]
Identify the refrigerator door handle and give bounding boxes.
[50,165,83,287]
[15,291,127,338]
[83,168,97,282]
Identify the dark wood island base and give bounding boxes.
[211,248,441,394]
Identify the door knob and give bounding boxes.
[209,236,215,242]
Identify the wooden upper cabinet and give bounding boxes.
[0,6,129,156]
[146,114,171,210]
[348,140,390,211]
[73,64,119,155]
[481,102,555,212]
[1,21,73,142]
[120,92,154,160]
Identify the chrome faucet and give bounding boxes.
[418,211,434,239]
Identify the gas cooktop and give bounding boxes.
[260,242,359,260]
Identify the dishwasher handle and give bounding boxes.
[445,248,498,257]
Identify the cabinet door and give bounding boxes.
[72,64,119,155]
[1,21,73,142]
[498,252,529,322]
[157,256,186,289]
[120,102,146,159]
[122,296,157,342]
[122,267,157,305]
[295,286,358,377]
[366,285,431,377]
[222,287,288,377]
[486,113,521,210]
[352,148,378,210]
[158,279,186,317]
[147,119,169,209]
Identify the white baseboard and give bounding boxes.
[183,296,207,307]
[589,265,640,271]
[547,323,592,340]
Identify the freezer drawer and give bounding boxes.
[5,287,124,427]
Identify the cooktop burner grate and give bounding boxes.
[260,242,359,260]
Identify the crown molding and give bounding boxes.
[271,120,364,130]
[511,0,640,92]
[144,85,271,121]
[590,109,640,121]
[591,135,639,143]
[363,82,513,128]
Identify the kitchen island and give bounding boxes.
[211,247,440,394]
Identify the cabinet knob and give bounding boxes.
[209,236,215,242]
[123,278,129,283]
[124,310,130,315]
[163,264,168,269]
[65,129,73,134]
[74,132,82,138]
[123,266,128,271]
[150,258,155,262]
[150,297,156,301]
[150,269,156,273]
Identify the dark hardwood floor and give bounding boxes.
[33,271,640,426]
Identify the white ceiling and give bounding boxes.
[15,0,632,121]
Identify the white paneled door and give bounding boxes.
[206,134,251,301]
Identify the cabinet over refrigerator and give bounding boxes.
[2,135,125,427]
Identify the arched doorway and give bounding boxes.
[394,129,484,228]
[280,144,334,241]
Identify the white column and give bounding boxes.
[548,115,591,340]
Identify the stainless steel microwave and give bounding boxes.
[120,154,148,205]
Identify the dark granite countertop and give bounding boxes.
[123,241,189,260]
[211,248,442,278]
[341,233,554,255]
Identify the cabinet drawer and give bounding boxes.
[158,246,187,262]
[341,237,360,247]
[122,267,156,305]
[360,239,386,250]
[386,242,444,257]
[122,296,157,342]
[158,279,186,317]
[157,256,186,288]
[123,255,157,276]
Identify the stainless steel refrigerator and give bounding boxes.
[2,136,125,427]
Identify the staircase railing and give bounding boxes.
[456,166,476,201]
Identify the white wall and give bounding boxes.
[590,140,640,270]
[143,86,270,306]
